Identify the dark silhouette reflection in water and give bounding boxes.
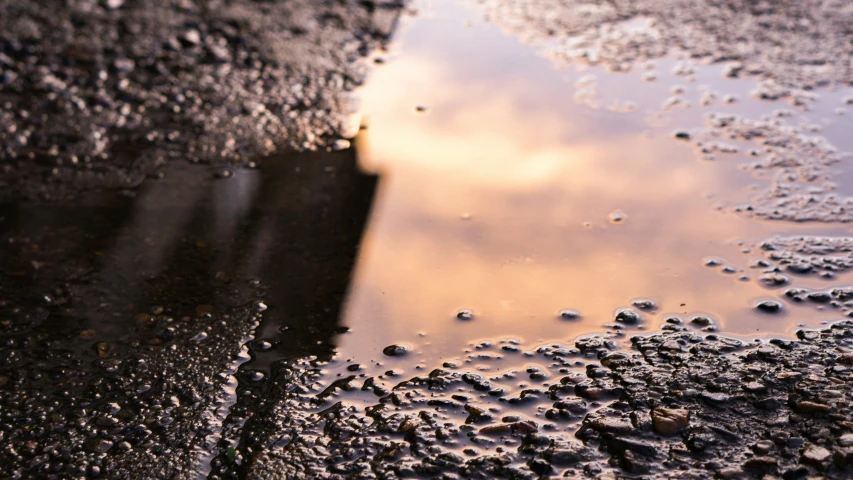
[0,142,377,477]
[0,143,375,361]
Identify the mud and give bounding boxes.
[209,321,853,479]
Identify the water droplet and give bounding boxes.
[558,309,581,320]
[191,331,208,343]
[257,301,268,312]
[415,105,430,113]
[331,139,350,151]
[249,371,265,381]
[457,309,474,320]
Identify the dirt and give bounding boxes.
[0,0,402,201]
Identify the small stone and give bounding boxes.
[85,439,113,453]
[756,300,782,313]
[398,418,418,433]
[179,29,201,46]
[801,444,831,464]
[651,408,689,435]
[795,401,831,414]
[744,456,778,472]
[615,308,642,325]
[383,345,408,357]
[753,439,774,455]
[631,298,657,311]
[587,417,633,434]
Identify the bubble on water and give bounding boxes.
[460,213,472,220]
[414,105,430,113]
[257,301,268,312]
[673,130,691,141]
[256,340,272,350]
[558,309,581,320]
[608,210,626,224]
[457,309,475,321]
[249,371,265,381]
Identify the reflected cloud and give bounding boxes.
[338,1,851,366]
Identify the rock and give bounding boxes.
[837,354,853,365]
[795,400,831,414]
[716,467,744,479]
[615,308,642,325]
[179,29,201,47]
[800,444,831,464]
[700,392,730,405]
[85,439,114,453]
[651,408,689,435]
[743,456,778,473]
[756,300,782,313]
[527,458,552,475]
[544,442,594,465]
[383,344,408,357]
[398,418,418,433]
[619,450,650,473]
[586,417,633,434]
[833,447,853,468]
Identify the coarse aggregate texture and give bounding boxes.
[479,0,853,90]
[207,321,853,479]
[0,0,402,200]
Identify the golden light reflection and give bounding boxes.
[337,3,851,365]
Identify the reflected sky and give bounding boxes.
[336,0,853,367]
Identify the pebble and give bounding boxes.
[382,344,408,357]
[801,444,831,464]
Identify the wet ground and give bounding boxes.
[3,0,853,479]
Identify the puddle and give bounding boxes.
[4,0,853,478]
[335,0,853,379]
